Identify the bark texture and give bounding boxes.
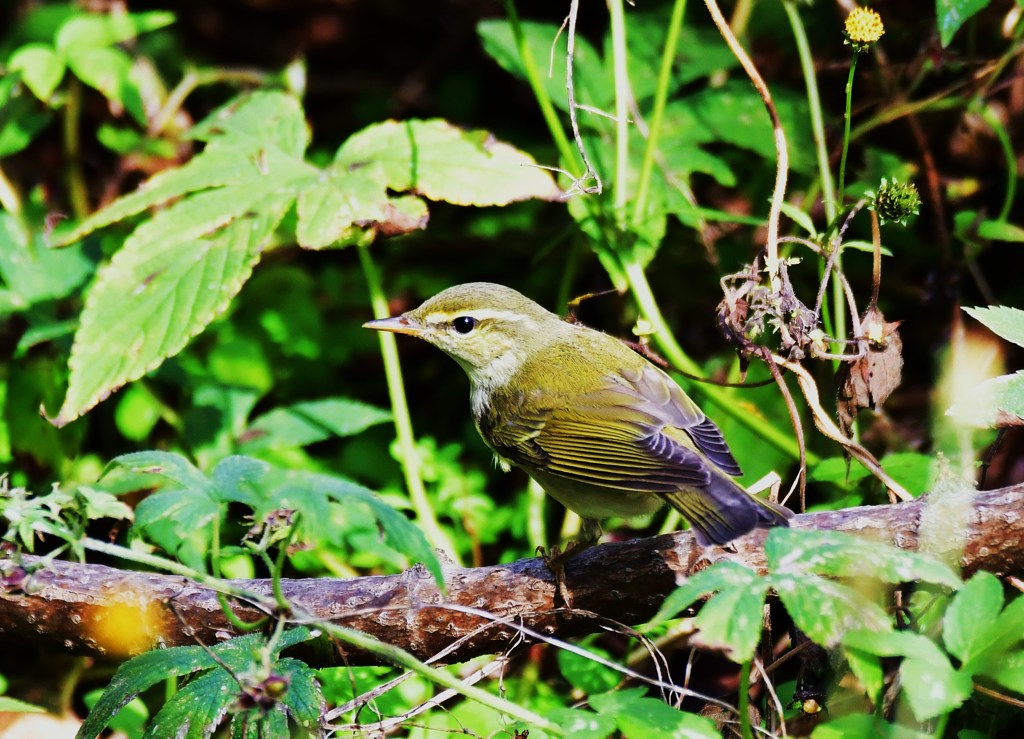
[1,486,1021,666]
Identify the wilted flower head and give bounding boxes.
[845,7,885,50]
[869,178,921,226]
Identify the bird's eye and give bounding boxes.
[452,316,478,334]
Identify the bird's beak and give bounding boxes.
[363,314,423,336]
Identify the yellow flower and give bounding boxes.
[845,7,885,48]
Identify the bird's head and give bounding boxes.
[364,282,559,388]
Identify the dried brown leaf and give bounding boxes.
[837,306,904,438]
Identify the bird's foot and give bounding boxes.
[537,518,602,608]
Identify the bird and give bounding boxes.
[364,282,791,548]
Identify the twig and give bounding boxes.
[563,0,602,196]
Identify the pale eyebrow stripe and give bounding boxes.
[424,308,534,325]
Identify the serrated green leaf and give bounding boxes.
[78,644,221,739]
[295,165,390,249]
[285,471,443,586]
[650,560,758,625]
[78,629,314,739]
[590,688,718,739]
[900,656,973,721]
[336,119,560,206]
[766,529,961,589]
[54,92,313,247]
[53,203,287,426]
[231,707,288,739]
[943,571,1003,667]
[240,397,391,452]
[143,667,234,739]
[775,575,892,647]
[277,658,326,732]
[8,44,65,101]
[964,305,1024,348]
[936,0,990,47]
[75,486,134,522]
[692,581,770,660]
[107,450,212,493]
[211,455,269,506]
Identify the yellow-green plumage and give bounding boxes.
[364,282,791,546]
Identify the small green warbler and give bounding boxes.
[365,282,791,546]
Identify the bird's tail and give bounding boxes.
[662,474,792,546]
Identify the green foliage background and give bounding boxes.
[1,0,1023,736]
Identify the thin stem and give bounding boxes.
[738,659,754,739]
[977,102,1016,222]
[0,161,29,242]
[837,52,859,209]
[501,0,577,170]
[317,621,564,735]
[63,79,90,219]
[357,243,462,564]
[632,0,687,227]
[623,260,815,464]
[703,0,788,288]
[783,0,836,227]
[608,0,631,224]
[526,478,547,553]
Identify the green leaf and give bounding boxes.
[691,580,770,660]
[211,455,269,506]
[0,214,96,308]
[52,203,288,427]
[0,696,46,713]
[943,570,1004,667]
[900,656,973,721]
[776,574,892,647]
[477,20,609,113]
[557,644,621,695]
[143,667,234,739]
[0,75,52,157]
[842,628,972,719]
[75,486,134,523]
[276,658,326,733]
[842,646,884,704]
[107,450,212,493]
[985,649,1024,693]
[650,560,758,625]
[590,688,718,739]
[295,165,391,249]
[240,397,391,452]
[946,370,1024,428]
[78,629,313,739]
[8,44,65,101]
[977,218,1024,242]
[766,528,961,589]
[964,305,1024,348]
[66,45,133,108]
[284,471,443,586]
[936,0,991,47]
[842,629,948,665]
[811,714,929,739]
[55,11,175,53]
[546,707,618,739]
[336,118,560,206]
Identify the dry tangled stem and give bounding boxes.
[1,486,1022,667]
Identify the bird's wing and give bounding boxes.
[482,364,740,494]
